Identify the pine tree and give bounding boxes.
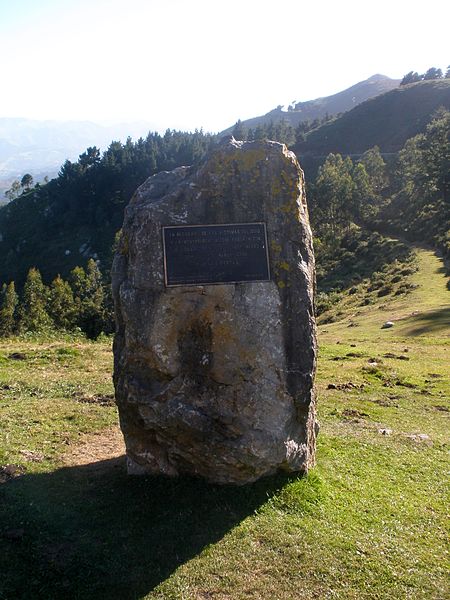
[86,259,104,305]
[253,125,266,141]
[18,268,51,332]
[400,71,421,85]
[83,259,105,338]
[423,67,443,80]
[231,120,245,140]
[48,275,77,330]
[70,260,105,338]
[0,282,19,337]
[20,173,33,190]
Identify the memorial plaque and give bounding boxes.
[162,223,270,286]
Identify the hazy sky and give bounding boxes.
[1,0,448,132]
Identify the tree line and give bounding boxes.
[401,66,450,85]
[231,113,335,147]
[0,259,111,339]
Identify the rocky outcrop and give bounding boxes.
[112,137,317,484]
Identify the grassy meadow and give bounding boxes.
[0,247,448,599]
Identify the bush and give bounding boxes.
[316,291,341,316]
[377,285,393,297]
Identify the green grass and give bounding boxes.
[0,334,116,471]
[0,248,449,599]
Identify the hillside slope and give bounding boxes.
[295,79,450,156]
[223,75,399,133]
[320,245,449,337]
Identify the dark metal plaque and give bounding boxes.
[162,223,270,286]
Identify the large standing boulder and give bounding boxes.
[112,137,317,484]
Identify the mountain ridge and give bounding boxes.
[222,74,400,133]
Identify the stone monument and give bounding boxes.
[112,137,317,484]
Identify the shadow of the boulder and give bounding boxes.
[0,456,291,599]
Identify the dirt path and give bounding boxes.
[62,425,125,468]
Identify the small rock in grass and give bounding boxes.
[407,433,431,443]
[368,358,381,365]
[381,321,394,329]
[378,428,392,436]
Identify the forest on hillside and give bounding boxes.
[0,107,448,339]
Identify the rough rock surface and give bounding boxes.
[112,137,317,484]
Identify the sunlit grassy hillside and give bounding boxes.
[0,247,448,599]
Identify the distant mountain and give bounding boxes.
[0,118,156,189]
[294,79,450,157]
[223,74,400,133]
